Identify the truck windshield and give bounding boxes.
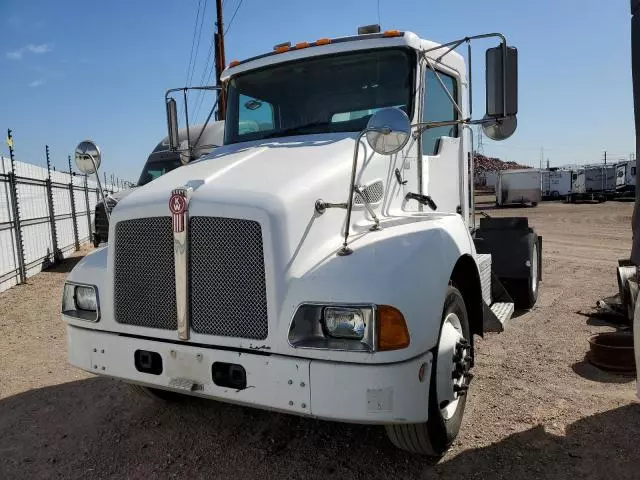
[137,157,182,186]
[225,48,414,144]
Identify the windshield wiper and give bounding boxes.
[262,121,332,139]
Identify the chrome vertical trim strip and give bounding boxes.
[169,187,191,340]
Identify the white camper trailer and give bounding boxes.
[616,160,636,195]
[541,169,571,199]
[496,169,541,207]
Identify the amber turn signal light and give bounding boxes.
[377,305,410,351]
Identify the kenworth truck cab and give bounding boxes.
[63,26,541,456]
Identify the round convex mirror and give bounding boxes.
[74,140,102,174]
[482,115,517,141]
[365,108,411,155]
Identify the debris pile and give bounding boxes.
[474,153,530,173]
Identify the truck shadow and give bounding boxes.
[1,378,639,479]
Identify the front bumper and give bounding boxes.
[67,325,432,424]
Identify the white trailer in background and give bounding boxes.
[496,169,541,207]
[569,165,616,202]
[541,169,571,199]
[616,160,636,196]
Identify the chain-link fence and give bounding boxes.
[0,152,121,293]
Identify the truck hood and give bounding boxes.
[109,132,379,347]
[114,132,364,276]
[121,133,355,210]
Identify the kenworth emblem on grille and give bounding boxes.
[169,187,191,340]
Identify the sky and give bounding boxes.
[0,0,635,181]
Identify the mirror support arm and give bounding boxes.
[339,127,385,256]
[86,153,110,222]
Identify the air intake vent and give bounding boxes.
[354,180,384,205]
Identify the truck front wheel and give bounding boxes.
[385,286,472,456]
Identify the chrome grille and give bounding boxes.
[114,218,177,330]
[113,216,268,340]
[189,217,268,339]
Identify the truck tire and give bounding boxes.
[508,236,539,309]
[126,383,184,402]
[385,286,472,456]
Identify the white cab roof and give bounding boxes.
[221,31,466,81]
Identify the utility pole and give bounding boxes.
[539,147,543,170]
[630,0,640,264]
[604,150,607,165]
[214,0,227,120]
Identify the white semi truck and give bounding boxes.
[62,26,541,456]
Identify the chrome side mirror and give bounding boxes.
[365,108,411,155]
[74,140,102,174]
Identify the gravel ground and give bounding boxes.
[0,200,638,479]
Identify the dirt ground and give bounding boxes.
[0,199,638,479]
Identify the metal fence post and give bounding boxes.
[84,173,92,245]
[6,129,27,284]
[68,155,80,251]
[45,145,61,263]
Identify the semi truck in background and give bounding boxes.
[495,169,541,207]
[63,26,542,456]
[568,165,616,202]
[92,121,224,246]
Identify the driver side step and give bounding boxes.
[477,253,515,332]
[483,301,515,332]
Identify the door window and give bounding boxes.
[422,69,458,155]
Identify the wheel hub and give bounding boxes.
[436,313,473,420]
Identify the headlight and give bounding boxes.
[322,307,366,340]
[62,283,100,322]
[75,285,97,311]
[288,303,409,352]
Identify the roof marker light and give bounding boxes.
[383,30,402,37]
[273,41,291,53]
[229,60,240,67]
[315,38,331,46]
[295,41,310,49]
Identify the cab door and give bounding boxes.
[419,66,463,216]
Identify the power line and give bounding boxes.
[224,0,244,36]
[194,0,239,120]
[187,0,209,87]
[184,0,204,86]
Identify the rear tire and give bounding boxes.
[385,286,472,456]
[509,236,540,309]
[126,383,184,402]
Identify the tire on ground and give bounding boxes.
[385,286,471,456]
[508,235,539,309]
